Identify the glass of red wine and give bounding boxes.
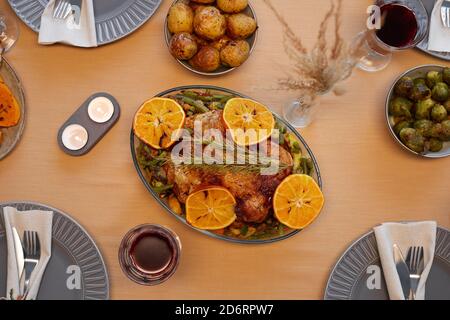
[354,0,429,72]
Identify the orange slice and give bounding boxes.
[0,82,21,128]
[186,187,237,230]
[223,98,275,146]
[133,98,185,149]
[273,174,324,230]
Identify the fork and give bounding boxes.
[405,246,424,300]
[53,0,72,20]
[20,231,41,299]
[442,0,450,28]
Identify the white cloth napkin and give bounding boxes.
[38,0,97,47]
[428,0,450,52]
[374,221,437,300]
[2,207,53,300]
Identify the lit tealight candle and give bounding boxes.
[88,96,114,123]
[62,124,88,151]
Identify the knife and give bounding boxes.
[393,244,411,300]
[12,227,24,295]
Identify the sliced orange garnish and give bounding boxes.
[222,98,275,146]
[273,174,324,230]
[133,98,185,149]
[186,187,237,230]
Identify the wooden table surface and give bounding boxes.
[0,0,448,300]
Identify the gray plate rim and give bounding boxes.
[385,64,449,158]
[324,225,450,300]
[416,0,450,61]
[130,85,322,245]
[164,0,258,76]
[0,58,26,161]
[0,201,110,300]
[7,0,163,46]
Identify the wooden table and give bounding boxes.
[0,0,448,300]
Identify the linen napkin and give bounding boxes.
[2,207,53,300]
[374,221,437,300]
[428,0,450,52]
[38,0,97,47]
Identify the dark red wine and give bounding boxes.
[130,233,173,273]
[376,4,418,48]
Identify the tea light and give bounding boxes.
[88,96,114,123]
[61,124,88,151]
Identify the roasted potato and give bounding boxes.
[170,32,198,60]
[191,0,215,3]
[217,0,248,13]
[167,2,194,34]
[189,46,221,72]
[227,13,257,39]
[194,6,227,40]
[220,40,250,67]
[211,35,232,51]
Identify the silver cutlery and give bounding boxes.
[12,227,24,295]
[442,0,450,28]
[20,231,41,299]
[53,0,82,24]
[393,244,411,300]
[406,246,425,300]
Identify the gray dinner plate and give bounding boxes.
[0,59,26,161]
[417,0,450,61]
[8,0,162,46]
[324,227,450,300]
[0,202,109,300]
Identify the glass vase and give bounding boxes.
[283,93,322,128]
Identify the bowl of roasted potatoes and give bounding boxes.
[165,0,258,76]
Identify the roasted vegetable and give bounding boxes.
[409,82,431,101]
[415,98,435,120]
[220,40,250,67]
[443,67,450,86]
[167,2,194,34]
[431,82,449,102]
[428,138,443,152]
[226,13,257,39]
[413,119,433,137]
[426,70,443,88]
[394,76,414,97]
[217,0,248,13]
[389,97,413,118]
[393,120,412,136]
[431,104,448,122]
[170,32,198,60]
[189,46,221,72]
[194,6,226,40]
[399,128,425,153]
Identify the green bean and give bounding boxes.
[153,184,173,194]
[175,95,210,113]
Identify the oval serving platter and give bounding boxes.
[385,64,449,158]
[8,0,162,46]
[164,0,258,76]
[0,59,26,161]
[130,85,322,244]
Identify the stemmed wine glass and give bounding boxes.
[0,10,19,64]
[353,0,429,72]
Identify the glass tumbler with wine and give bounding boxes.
[354,0,429,72]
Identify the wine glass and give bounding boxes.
[0,11,19,62]
[353,0,429,72]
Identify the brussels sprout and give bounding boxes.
[415,98,435,120]
[428,138,443,152]
[426,70,443,88]
[413,78,427,86]
[444,100,450,113]
[409,82,431,101]
[389,97,413,118]
[443,67,450,85]
[431,104,448,122]
[393,120,412,136]
[394,77,414,97]
[431,82,449,102]
[399,128,425,153]
[413,119,433,137]
[429,120,450,141]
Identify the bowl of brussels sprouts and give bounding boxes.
[386,65,450,158]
